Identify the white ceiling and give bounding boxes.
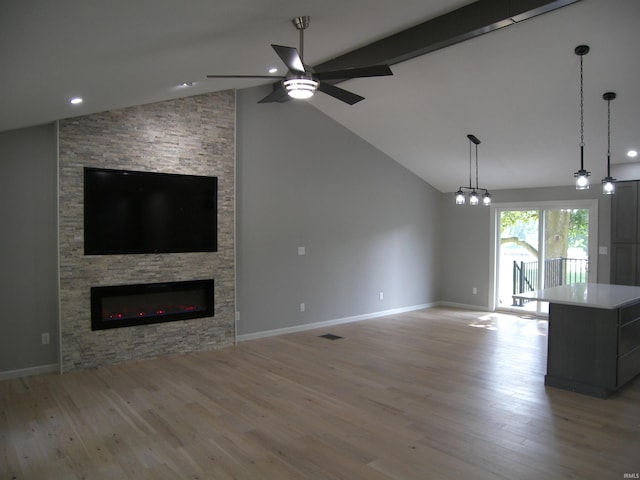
[2,0,639,192]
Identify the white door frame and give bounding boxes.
[488,199,599,312]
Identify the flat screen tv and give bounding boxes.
[84,167,217,255]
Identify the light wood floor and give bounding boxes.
[1,307,639,479]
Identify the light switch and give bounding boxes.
[298,246,305,256]
[599,246,608,255]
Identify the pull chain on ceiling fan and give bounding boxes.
[206,16,393,105]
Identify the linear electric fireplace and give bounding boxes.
[90,279,214,330]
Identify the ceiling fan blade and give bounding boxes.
[317,83,364,105]
[257,84,290,104]
[271,44,305,73]
[206,74,285,79]
[314,65,393,81]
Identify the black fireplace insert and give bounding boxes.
[90,279,214,330]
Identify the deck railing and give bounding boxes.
[512,257,587,306]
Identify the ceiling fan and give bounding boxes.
[206,16,393,105]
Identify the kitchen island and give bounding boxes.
[515,283,640,398]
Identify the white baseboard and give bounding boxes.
[0,363,60,381]
[237,303,436,342]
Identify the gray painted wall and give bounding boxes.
[440,185,611,308]
[0,124,59,373]
[236,85,442,336]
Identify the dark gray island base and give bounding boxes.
[515,283,640,398]
[546,302,640,398]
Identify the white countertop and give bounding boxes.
[513,283,640,309]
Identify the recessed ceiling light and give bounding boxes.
[69,97,83,105]
[268,67,278,74]
[628,150,638,158]
[181,82,194,87]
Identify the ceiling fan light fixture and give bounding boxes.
[283,77,318,99]
[206,16,392,105]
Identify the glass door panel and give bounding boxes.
[497,210,539,312]
[496,206,591,316]
[543,209,589,286]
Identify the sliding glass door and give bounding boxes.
[492,200,597,315]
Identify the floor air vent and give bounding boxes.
[318,333,343,340]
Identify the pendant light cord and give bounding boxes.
[607,95,611,177]
[469,139,472,188]
[475,143,479,189]
[579,54,585,169]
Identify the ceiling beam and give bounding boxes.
[313,0,581,72]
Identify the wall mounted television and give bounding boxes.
[84,167,217,255]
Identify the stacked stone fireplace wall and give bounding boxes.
[58,91,235,372]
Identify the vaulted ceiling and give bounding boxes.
[2,0,638,192]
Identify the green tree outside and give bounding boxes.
[500,209,588,260]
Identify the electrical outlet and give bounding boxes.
[41,333,50,345]
[300,303,305,312]
[379,292,384,300]
[472,287,477,295]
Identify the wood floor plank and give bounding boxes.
[1,307,639,479]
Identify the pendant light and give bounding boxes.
[454,134,491,206]
[573,45,590,189]
[601,91,616,195]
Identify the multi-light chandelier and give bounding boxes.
[455,134,491,206]
[572,44,618,194]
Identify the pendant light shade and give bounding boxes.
[454,134,491,206]
[574,45,590,190]
[601,91,617,195]
[574,170,590,189]
[602,178,615,194]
